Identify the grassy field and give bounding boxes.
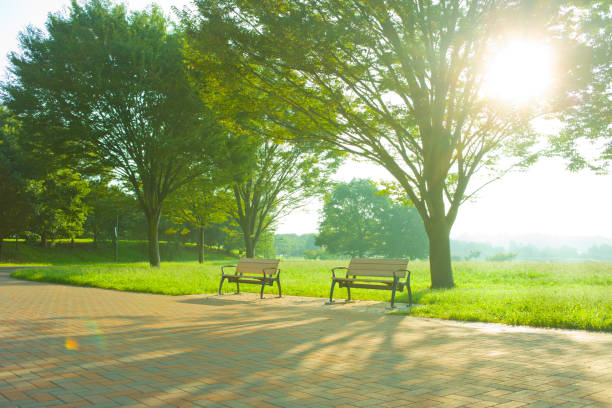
[0,239,231,266]
[11,260,611,332]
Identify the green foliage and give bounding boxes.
[229,138,341,258]
[166,185,230,230]
[181,0,563,287]
[84,178,139,243]
[274,234,318,257]
[12,260,612,331]
[464,250,481,261]
[3,0,241,266]
[553,1,612,171]
[302,248,332,260]
[28,168,90,245]
[165,182,234,262]
[204,219,244,254]
[257,231,276,258]
[486,252,518,262]
[316,179,428,259]
[0,107,34,243]
[302,249,318,260]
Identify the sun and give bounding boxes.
[483,40,553,104]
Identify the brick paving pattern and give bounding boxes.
[0,267,610,407]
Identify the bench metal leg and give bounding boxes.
[276,278,282,297]
[260,280,265,299]
[329,280,336,302]
[390,279,398,308]
[407,281,412,306]
[346,286,351,301]
[236,281,240,294]
[218,277,225,295]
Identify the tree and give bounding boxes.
[229,138,339,258]
[552,1,612,171]
[28,169,90,247]
[84,178,139,247]
[205,218,244,254]
[382,204,429,260]
[316,179,428,259]
[274,233,318,257]
[0,107,34,258]
[317,180,390,257]
[182,0,566,287]
[3,0,240,266]
[165,183,231,263]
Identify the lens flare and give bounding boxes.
[65,337,79,351]
[85,320,106,350]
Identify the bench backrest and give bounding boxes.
[236,258,280,275]
[347,258,408,278]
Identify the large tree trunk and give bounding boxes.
[92,222,98,249]
[198,226,205,264]
[146,210,162,267]
[244,236,255,258]
[427,217,454,288]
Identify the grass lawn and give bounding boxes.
[11,260,611,332]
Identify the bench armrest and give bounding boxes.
[221,265,237,275]
[393,269,411,279]
[331,266,348,278]
[263,267,280,277]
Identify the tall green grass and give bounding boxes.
[11,260,611,331]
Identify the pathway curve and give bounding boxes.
[0,267,610,407]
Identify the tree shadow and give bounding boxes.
[1,276,610,407]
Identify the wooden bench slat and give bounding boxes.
[333,277,395,283]
[349,261,406,266]
[350,258,407,263]
[236,258,280,275]
[345,269,407,277]
[236,266,278,274]
[339,283,395,290]
[346,259,408,278]
[348,264,406,270]
[226,278,273,285]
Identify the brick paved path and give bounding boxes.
[1,267,611,408]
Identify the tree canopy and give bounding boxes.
[228,138,340,258]
[553,0,612,171]
[28,168,90,247]
[0,107,34,256]
[3,0,246,266]
[181,0,567,286]
[165,182,231,263]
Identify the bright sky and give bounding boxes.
[2,0,612,242]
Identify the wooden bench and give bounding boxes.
[329,258,411,307]
[218,258,281,298]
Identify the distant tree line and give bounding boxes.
[451,240,612,262]
[274,180,429,260]
[316,180,428,259]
